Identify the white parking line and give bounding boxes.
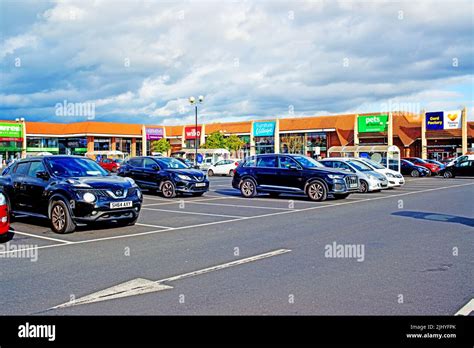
[10,230,73,244]
[455,298,474,316]
[135,223,173,229]
[142,207,242,219]
[171,201,296,210]
[1,181,472,255]
[142,196,229,207]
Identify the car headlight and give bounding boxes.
[136,189,142,199]
[386,173,395,178]
[176,174,192,181]
[328,174,344,179]
[0,193,6,205]
[83,192,96,203]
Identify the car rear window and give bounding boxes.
[14,162,30,175]
[256,156,276,168]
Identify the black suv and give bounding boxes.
[232,154,359,201]
[0,156,143,234]
[118,156,209,198]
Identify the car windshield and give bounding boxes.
[347,160,372,172]
[115,159,124,163]
[46,157,108,177]
[157,157,189,169]
[292,156,323,168]
[360,158,385,169]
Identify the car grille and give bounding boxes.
[75,189,109,197]
[193,175,205,182]
[345,175,358,188]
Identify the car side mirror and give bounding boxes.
[36,171,50,180]
[151,165,159,171]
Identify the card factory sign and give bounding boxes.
[358,115,389,133]
[426,110,462,130]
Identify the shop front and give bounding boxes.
[280,133,305,155]
[94,137,111,151]
[115,137,132,156]
[238,135,251,158]
[145,127,165,155]
[26,137,59,155]
[253,121,276,154]
[306,132,327,158]
[0,122,23,163]
[58,138,88,155]
[184,126,202,149]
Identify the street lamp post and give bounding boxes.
[189,95,204,167]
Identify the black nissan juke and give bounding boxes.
[118,156,209,198]
[0,156,143,234]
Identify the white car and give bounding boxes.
[207,159,241,176]
[446,154,474,167]
[355,158,405,188]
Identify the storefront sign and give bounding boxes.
[185,126,202,140]
[0,123,23,141]
[253,121,276,137]
[358,115,388,133]
[146,127,164,140]
[426,110,462,130]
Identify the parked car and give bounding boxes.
[319,157,389,193]
[208,159,241,177]
[446,154,474,167]
[98,158,123,173]
[400,159,430,177]
[403,157,440,175]
[232,154,359,201]
[118,156,209,198]
[0,156,142,234]
[199,157,215,171]
[439,159,474,178]
[425,159,446,171]
[0,191,9,237]
[354,158,405,188]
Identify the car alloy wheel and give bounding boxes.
[443,171,453,178]
[307,181,327,201]
[208,169,214,177]
[240,179,256,198]
[50,200,75,234]
[411,170,420,177]
[161,181,176,198]
[359,180,369,193]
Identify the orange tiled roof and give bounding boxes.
[205,121,251,134]
[165,125,183,137]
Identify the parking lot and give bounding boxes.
[1,175,473,315]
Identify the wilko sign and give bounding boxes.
[145,127,164,140]
[185,126,202,140]
[426,110,462,130]
[358,115,388,133]
[0,122,23,141]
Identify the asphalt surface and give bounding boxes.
[0,175,473,315]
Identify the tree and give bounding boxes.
[201,131,227,149]
[225,134,245,152]
[150,138,171,154]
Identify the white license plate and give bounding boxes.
[110,201,133,209]
[349,183,358,188]
[195,183,206,187]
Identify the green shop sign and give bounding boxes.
[26,147,59,153]
[358,115,389,133]
[0,122,23,139]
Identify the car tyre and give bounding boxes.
[50,200,75,234]
[443,171,454,178]
[208,169,214,177]
[240,178,257,198]
[229,169,234,177]
[359,180,369,193]
[160,180,176,198]
[410,169,420,177]
[306,180,327,201]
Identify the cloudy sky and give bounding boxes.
[0,0,473,125]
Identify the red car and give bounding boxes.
[98,158,123,172]
[402,157,440,175]
[0,192,9,236]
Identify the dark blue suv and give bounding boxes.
[0,156,143,234]
[232,154,359,201]
[118,156,209,198]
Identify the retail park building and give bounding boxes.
[1,110,472,162]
